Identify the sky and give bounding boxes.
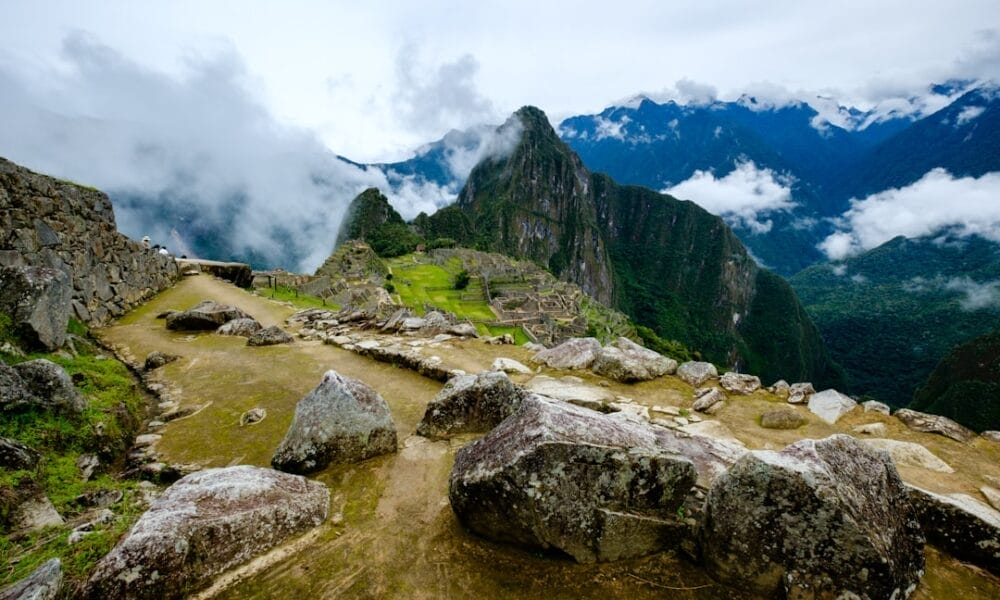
[2,0,999,162]
[0,1,998,270]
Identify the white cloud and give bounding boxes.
[831,264,847,276]
[819,168,1000,259]
[593,115,630,141]
[955,105,985,125]
[663,161,796,233]
[944,276,1000,310]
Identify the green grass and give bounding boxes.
[258,285,338,310]
[389,259,497,322]
[477,324,531,345]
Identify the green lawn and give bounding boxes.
[389,260,497,322]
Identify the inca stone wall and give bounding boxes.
[0,157,178,324]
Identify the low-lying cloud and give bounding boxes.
[662,161,796,233]
[819,168,1000,259]
[903,275,1000,311]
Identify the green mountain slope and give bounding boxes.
[426,106,844,387]
[336,188,421,256]
[910,330,1000,432]
[790,235,1000,406]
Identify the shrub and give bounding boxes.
[454,270,471,290]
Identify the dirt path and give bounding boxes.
[95,274,1000,599]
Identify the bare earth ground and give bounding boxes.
[95,274,1000,599]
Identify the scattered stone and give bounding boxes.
[83,466,329,599]
[894,408,976,443]
[787,382,815,404]
[0,266,72,351]
[907,485,1000,576]
[651,405,681,416]
[862,400,891,414]
[0,557,62,600]
[672,416,689,426]
[155,310,179,319]
[327,335,353,346]
[12,494,64,532]
[591,337,677,383]
[692,388,726,413]
[981,486,1000,512]
[247,325,294,347]
[12,359,86,415]
[0,362,39,412]
[449,395,697,563]
[272,370,397,473]
[701,435,925,598]
[417,371,527,439]
[75,489,123,509]
[983,431,1000,443]
[609,402,650,421]
[853,422,887,436]
[240,407,267,426]
[146,420,165,431]
[485,334,515,345]
[522,342,546,352]
[217,318,263,337]
[134,434,161,448]
[531,337,602,370]
[806,389,857,424]
[675,361,718,387]
[165,300,252,331]
[68,508,115,545]
[703,400,726,415]
[759,408,808,429]
[491,357,532,375]
[143,351,180,371]
[863,438,954,473]
[768,380,790,395]
[719,372,761,395]
[76,454,100,481]
[0,436,41,470]
[524,375,614,411]
[446,322,478,337]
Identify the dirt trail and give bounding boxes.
[95,274,1000,599]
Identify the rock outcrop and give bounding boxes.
[676,361,718,387]
[0,558,62,600]
[449,395,697,563]
[591,337,677,382]
[82,466,329,599]
[908,485,1000,576]
[894,408,977,442]
[806,389,857,424]
[0,158,178,325]
[217,318,262,337]
[532,337,602,370]
[272,370,397,473]
[0,266,71,351]
[11,359,86,415]
[247,325,294,346]
[416,371,527,439]
[701,435,925,598]
[165,300,252,331]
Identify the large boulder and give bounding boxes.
[806,389,857,424]
[691,387,726,413]
[165,300,252,331]
[247,325,294,347]
[416,371,527,439]
[491,357,532,375]
[0,558,62,600]
[908,485,1000,576]
[11,359,86,415]
[0,362,39,412]
[591,337,677,382]
[718,372,761,395]
[893,408,976,443]
[11,493,64,532]
[676,361,718,387]
[862,438,954,473]
[524,375,614,412]
[272,370,397,473]
[0,266,71,351]
[82,466,329,599]
[701,435,925,598]
[0,436,41,470]
[217,318,262,337]
[759,407,807,429]
[449,395,697,563]
[531,337,602,370]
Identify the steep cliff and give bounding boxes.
[434,107,843,387]
[335,188,420,257]
[0,157,178,324]
[910,330,1000,432]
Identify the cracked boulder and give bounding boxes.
[165,300,252,331]
[591,337,677,383]
[0,266,71,351]
[894,408,976,443]
[272,370,397,473]
[247,325,294,347]
[449,395,697,563]
[701,434,924,598]
[82,466,328,599]
[531,337,602,370]
[416,371,527,439]
[907,485,1000,576]
[676,361,718,387]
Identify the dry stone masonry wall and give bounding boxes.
[0,158,178,324]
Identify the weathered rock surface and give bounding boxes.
[11,359,85,414]
[217,318,262,337]
[531,337,602,370]
[676,361,718,387]
[0,436,41,470]
[982,430,1000,443]
[247,325,294,347]
[82,466,329,599]
[862,399,891,414]
[491,357,532,375]
[787,382,815,404]
[908,485,1000,576]
[701,435,925,598]
[449,395,697,563]
[862,438,954,473]
[0,558,62,600]
[691,387,726,413]
[982,486,1000,512]
[524,375,614,412]
[718,372,761,395]
[894,408,976,443]
[165,300,252,331]
[417,371,527,439]
[272,370,397,473]
[759,407,807,429]
[240,407,266,426]
[12,494,64,532]
[0,362,38,412]
[853,422,887,436]
[591,337,677,382]
[143,351,179,371]
[0,266,71,351]
[806,389,856,424]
